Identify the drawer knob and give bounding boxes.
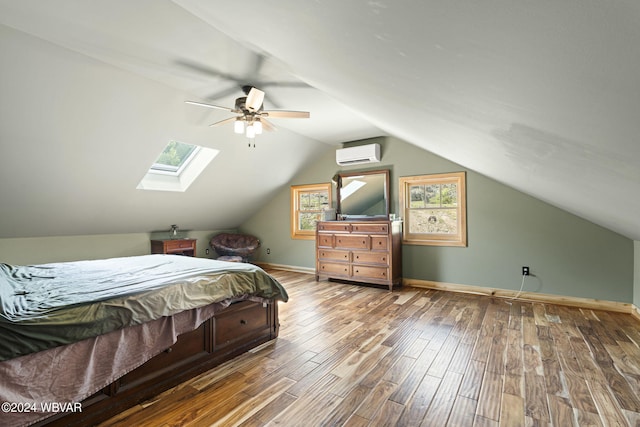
[240,319,247,325]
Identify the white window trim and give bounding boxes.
[137,145,219,192]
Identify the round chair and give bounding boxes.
[210,233,260,262]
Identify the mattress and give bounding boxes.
[0,254,288,361]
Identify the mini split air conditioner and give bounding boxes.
[335,143,381,166]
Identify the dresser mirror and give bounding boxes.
[336,169,390,219]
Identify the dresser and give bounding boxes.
[315,220,402,290]
[150,239,197,257]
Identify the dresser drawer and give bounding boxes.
[164,239,196,252]
[351,223,389,234]
[215,301,269,349]
[318,249,350,261]
[370,236,388,251]
[317,234,334,248]
[352,265,389,281]
[318,261,350,276]
[318,222,352,233]
[352,251,389,266]
[335,235,369,249]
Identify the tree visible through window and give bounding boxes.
[290,183,331,240]
[151,141,198,174]
[399,172,467,246]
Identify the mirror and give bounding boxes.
[337,169,390,220]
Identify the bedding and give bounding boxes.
[0,254,287,426]
[1,303,220,427]
[0,254,288,361]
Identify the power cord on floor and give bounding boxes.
[504,274,527,305]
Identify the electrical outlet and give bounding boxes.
[266,248,271,255]
[522,266,530,276]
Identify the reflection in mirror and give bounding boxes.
[337,170,389,219]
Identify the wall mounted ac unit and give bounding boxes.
[336,143,381,166]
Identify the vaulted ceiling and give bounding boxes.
[1,0,639,240]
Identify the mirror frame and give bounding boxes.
[336,169,390,220]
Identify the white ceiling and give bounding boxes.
[1,0,639,240]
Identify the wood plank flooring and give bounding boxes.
[101,270,640,426]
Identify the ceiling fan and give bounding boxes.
[186,86,310,142]
[176,54,310,105]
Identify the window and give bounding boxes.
[290,183,331,240]
[399,172,467,246]
[137,141,219,192]
[150,141,198,174]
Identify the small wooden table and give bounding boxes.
[150,239,197,257]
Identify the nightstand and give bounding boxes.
[150,239,197,257]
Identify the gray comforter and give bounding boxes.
[0,254,288,361]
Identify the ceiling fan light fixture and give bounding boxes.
[254,119,263,135]
[246,124,255,139]
[234,118,245,134]
[186,87,309,142]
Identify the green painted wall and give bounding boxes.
[0,229,234,265]
[242,136,634,303]
[635,241,640,307]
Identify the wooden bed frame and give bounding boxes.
[35,300,279,426]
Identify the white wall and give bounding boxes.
[0,23,329,239]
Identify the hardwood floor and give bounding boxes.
[101,270,640,426]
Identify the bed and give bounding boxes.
[0,254,288,426]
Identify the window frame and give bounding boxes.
[137,141,218,192]
[290,183,332,240]
[399,171,467,247]
[149,141,199,175]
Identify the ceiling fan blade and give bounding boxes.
[209,116,239,127]
[186,100,234,112]
[175,59,242,84]
[262,110,310,119]
[260,118,277,132]
[245,87,265,112]
[205,85,244,101]
[258,81,311,89]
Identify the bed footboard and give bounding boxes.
[36,300,279,426]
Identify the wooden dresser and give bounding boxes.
[315,220,402,290]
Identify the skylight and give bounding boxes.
[150,141,198,174]
[137,141,219,192]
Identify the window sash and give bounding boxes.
[290,183,331,240]
[400,172,467,246]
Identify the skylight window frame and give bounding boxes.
[148,143,199,176]
[137,141,218,193]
